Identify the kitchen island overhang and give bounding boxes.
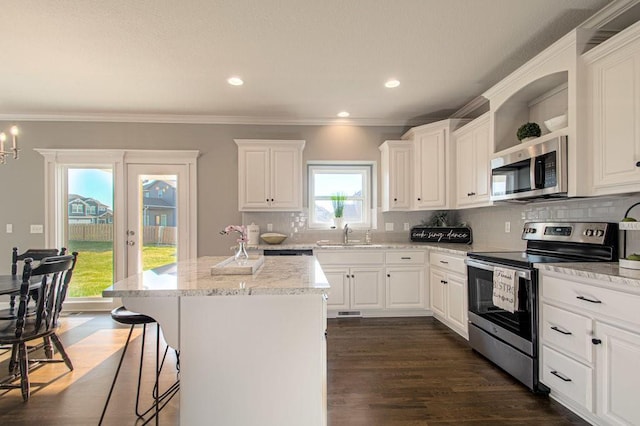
[103,255,329,426]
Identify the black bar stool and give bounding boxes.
[99,306,179,425]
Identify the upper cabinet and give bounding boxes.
[584,20,640,196]
[454,113,492,209]
[402,119,467,210]
[235,139,305,211]
[379,140,413,212]
[483,29,593,197]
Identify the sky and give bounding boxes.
[68,168,113,207]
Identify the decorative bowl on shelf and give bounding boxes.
[544,114,568,132]
[260,233,287,245]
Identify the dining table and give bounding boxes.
[0,274,36,297]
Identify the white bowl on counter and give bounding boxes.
[544,114,568,132]
[260,233,287,244]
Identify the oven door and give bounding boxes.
[466,258,536,355]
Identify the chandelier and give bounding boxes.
[0,126,19,164]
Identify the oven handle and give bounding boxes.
[465,258,532,281]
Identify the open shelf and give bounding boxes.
[493,72,568,153]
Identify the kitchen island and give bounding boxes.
[103,255,329,426]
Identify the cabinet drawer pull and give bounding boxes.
[550,370,572,382]
[592,338,602,345]
[440,280,448,284]
[439,260,449,264]
[576,295,602,304]
[550,326,572,336]
[400,257,411,260]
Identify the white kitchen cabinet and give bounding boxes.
[320,265,384,311]
[350,267,385,310]
[322,267,350,310]
[385,267,425,309]
[584,21,640,196]
[540,270,640,426]
[454,113,492,209]
[402,119,466,210]
[379,140,413,211]
[235,139,305,211]
[428,251,468,339]
[315,249,429,318]
[595,322,640,426]
[384,250,427,310]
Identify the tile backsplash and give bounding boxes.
[243,193,640,256]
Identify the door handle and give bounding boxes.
[550,370,572,382]
[576,295,602,304]
[127,241,135,246]
[126,230,135,236]
[550,326,572,335]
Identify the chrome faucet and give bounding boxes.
[343,223,352,244]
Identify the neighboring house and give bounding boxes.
[68,180,177,227]
[142,179,177,227]
[68,194,113,224]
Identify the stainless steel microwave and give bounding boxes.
[490,136,567,202]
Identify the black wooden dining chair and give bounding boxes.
[0,252,78,401]
[0,247,64,321]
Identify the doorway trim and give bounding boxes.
[36,149,199,311]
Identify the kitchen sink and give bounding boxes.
[315,241,383,248]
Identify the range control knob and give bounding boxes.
[595,229,605,237]
[585,229,595,237]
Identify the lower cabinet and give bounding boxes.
[386,267,425,309]
[316,249,428,318]
[540,271,640,426]
[429,251,468,339]
[321,266,384,311]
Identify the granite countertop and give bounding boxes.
[536,262,640,292]
[251,242,507,256]
[102,255,329,297]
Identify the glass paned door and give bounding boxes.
[66,167,114,298]
[127,164,187,276]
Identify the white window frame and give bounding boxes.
[307,161,377,230]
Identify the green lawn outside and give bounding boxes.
[67,241,176,297]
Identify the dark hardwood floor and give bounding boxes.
[0,314,587,425]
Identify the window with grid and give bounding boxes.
[308,163,373,229]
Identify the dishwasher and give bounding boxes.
[262,249,313,256]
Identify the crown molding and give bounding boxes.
[578,0,640,29]
[0,112,410,127]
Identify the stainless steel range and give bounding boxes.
[465,221,618,393]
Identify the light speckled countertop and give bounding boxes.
[251,242,506,256]
[102,255,329,297]
[536,262,640,292]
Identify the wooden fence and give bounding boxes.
[68,224,176,245]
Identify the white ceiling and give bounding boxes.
[0,0,614,125]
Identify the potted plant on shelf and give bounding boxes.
[516,122,541,142]
[331,192,347,229]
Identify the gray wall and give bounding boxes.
[2,119,638,276]
[0,120,403,273]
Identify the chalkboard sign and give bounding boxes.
[410,226,472,244]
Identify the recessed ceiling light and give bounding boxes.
[227,77,244,86]
[385,79,400,88]
[337,111,350,118]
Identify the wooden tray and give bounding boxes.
[211,256,265,275]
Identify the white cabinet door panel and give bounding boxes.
[595,322,640,426]
[323,267,350,310]
[386,267,425,309]
[446,273,467,332]
[350,268,384,310]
